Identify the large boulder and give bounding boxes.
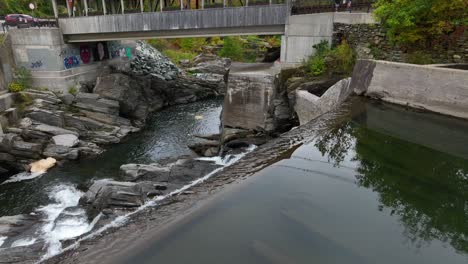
[79,180,158,219]
[30,157,57,173]
[43,144,79,160]
[52,134,79,147]
[294,78,353,125]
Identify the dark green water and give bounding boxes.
[123,101,468,264]
[0,99,223,216]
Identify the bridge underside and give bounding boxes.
[64,25,285,42]
[59,5,288,43]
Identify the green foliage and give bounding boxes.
[12,67,32,90]
[68,86,78,95]
[330,41,356,74]
[307,56,327,76]
[304,40,356,77]
[405,51,434,65]
[8,82,24,93]
[162,49,197,64]
[0,0,53,17]
[373,0,468,45]
[180,38,207,52]
[218,37,245,61]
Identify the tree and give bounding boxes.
[373,0,468,45]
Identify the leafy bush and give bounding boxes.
[405,51,434,65]
[218,37,245,61]
[307,56,327,76]
[68,86,78,95]
[180,38,207,52]
[304,40,356,77]
[8,82,24,93]
[373,0,468,45]
[9,67,32,92]
[329,41,356,74]
[162,50,197,64]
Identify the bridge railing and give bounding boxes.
[59,0,288,18]
[291,0,375,15]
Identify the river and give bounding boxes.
[119,99,468,264]
[0,98,224,253]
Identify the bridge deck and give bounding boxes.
[59,5,288,42]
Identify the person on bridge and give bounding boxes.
[334,0,341,12]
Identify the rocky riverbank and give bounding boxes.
[0,41,229,179]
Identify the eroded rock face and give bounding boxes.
[120,159,222,183]
[79,180,158,220]
[294,78,353,125]
[52,134,79,148]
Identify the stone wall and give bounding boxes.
[333,23,467,64]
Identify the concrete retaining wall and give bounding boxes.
[0,36,15,93]
[281,12,374,64]
[7,28,122,93]
[351,60,468,119]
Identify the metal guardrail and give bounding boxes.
[1,19,58,33]
[291,1,373,15]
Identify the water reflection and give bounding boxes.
[312,104,468,254]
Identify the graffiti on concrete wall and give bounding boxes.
[108,41,135,59]
[80,45,91,64]
[30,60,43,69]
[64,56,80,69]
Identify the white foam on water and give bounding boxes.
[0,236,7,247]
[11,237,37,247]
[35,185,92,258]
[43,145,256,261]
[2,172,45,184]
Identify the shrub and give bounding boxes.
[68,86,78,95]
[162,50,197,65]
[218,37,245,61]
[8,82,24,93]
[405,51,434,65]
[329,40,356,74]
[303,40,356,77]
[13,67,32,89]
[308,56,327,76]
[180,38,207,52]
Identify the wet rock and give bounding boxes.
[120,163,171,182]
[75,93,120,115]
[43,144,79,160]
[52,134,79,147]
[10,140,43,160]
[26,109,64,127]
[80,180,157,219]
[76,141,104,157]
[168,159,221,184]
[121,158,222,183]
[0,214,41,239]
[188,139,219,156]
[33,124,79,137]
[0,241,46,264]
[59,94,75,105]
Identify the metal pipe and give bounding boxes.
[202,0,204,9]
[246,0,249,7]
[181,0,183,10]
[121,0,125,14]
[140,0,144,12]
